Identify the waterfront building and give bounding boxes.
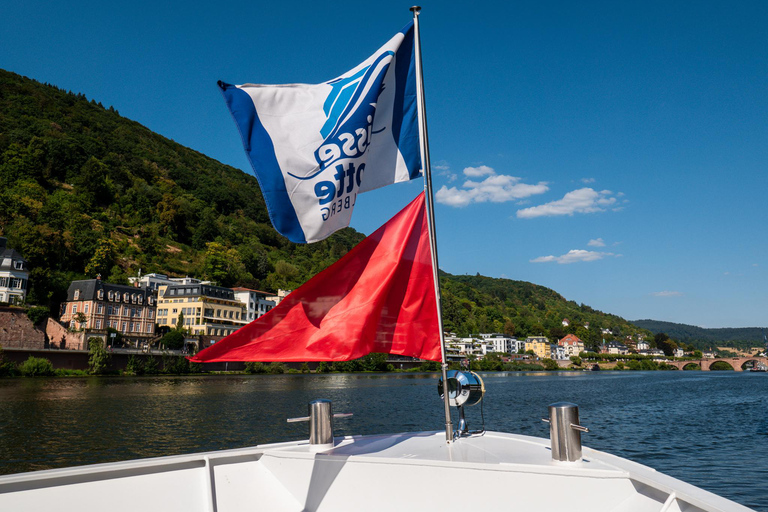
[59,279,157,345]
[636,340,650,351]
[482,334,518,354]
[266,289,292,306]
[606,341,629,355]
[0,237,29,305]
[561,318,570,327]
[524,336,550,359]
[156,284,247,337]
[551,344,567,360]
[129,273,211,292]
[558,334,584,357]
[232,287,276,322]
[673,348,684,358]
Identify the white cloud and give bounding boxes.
[435,167,549,207]
[530,249,617,264]
[516,188,619,219]
[652,291,683,297]
[587,238,605,247]
[463,165,496,177]
[581,177,596,184]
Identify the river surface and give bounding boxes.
[0,371,766,510]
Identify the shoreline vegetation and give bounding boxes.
[0,344,749,378]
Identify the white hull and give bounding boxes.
[0,431,753,512]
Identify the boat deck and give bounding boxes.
[0,431,753,512]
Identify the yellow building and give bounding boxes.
[524,336,550,359]
[156,284,247,337]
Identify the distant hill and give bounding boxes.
[632,319,766,350]
[440,273,651,347]
[0,68,651,346]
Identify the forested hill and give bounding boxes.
[440,273,650,346]
[0,68,365,310]
[0,68,649,344]
[632,320,766,349]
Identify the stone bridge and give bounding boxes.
[666,357,768,371]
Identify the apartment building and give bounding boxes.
[59,279,157,345]
[232,287,276,322]
[524,336,550,359]
[0,237,29,305]
[156,284,247,337]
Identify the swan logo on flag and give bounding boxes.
[219,22,421,243]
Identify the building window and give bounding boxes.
[13,261,23,270]
[148,310,154,319]
[146,324,152,333]
[84,304,89,314]
[72,304,77,314]
[97,304,103,314]
[95,319,101,329]
[122,322,128,332]
[108,291,114,301]
[97,289,104,300]
[74,289,80,300]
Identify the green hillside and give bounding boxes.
[632,319,766,351]
[0,69,364,311]
[0,68,650,347]
[440,273,651,348]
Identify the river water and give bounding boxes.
[0,371,766,510]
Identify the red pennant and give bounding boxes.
[190,193,440,363]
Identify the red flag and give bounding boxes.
[190,193,440,363]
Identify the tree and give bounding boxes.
[88,337,111,375]
[19,356,54,376]
[84,238,117,278]
[542,358,560,371]
[569,355,582,367]
[176,311,185,332]
[26,306,50,325]
[71,312,87,330]
[201,242,249,287]
[160,330,184,350]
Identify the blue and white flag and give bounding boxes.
[219,23,420,243]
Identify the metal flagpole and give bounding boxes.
[410,5,454,443]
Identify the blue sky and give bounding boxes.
[2,1,766,328]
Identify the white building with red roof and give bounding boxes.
[558,334,584,357]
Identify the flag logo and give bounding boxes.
[219,23,420,244]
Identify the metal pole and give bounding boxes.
[410,5,453,443]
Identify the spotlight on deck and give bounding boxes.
[437,370,485,436]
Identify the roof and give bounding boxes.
[0,245,29,272]
[231,287,273,296]
[160,283,236,301]
[66,280,155,302]
[559,334,584,345]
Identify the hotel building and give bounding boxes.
[156,284,247,337]
[59,279,157,345]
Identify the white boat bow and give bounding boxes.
[0,429,753,512]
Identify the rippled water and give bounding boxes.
[0,371,766,510]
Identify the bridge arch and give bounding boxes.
[681,362,701,371]
[740,359,762,371]
[708,360,735,371]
